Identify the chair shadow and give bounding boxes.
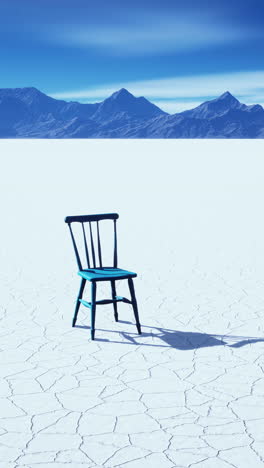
[75,322,264,349]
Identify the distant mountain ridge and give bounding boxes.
[0,86,263,138]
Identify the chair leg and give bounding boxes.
[72,278,86,327]
[128,278,141,335]
[90,281,97,340]
[111,280,118,322]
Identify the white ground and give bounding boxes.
[1,140,264,468]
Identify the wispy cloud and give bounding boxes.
[47,11,254,56]
[51,70,264,113]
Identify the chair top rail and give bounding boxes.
[65,213,119,224]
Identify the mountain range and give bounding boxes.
[0,87,263,138]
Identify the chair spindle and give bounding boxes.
[82,222,90,268]
[113,219,118,268]
[89,222,96,268]
[97,221,103,268]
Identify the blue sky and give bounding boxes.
[1,0,264,112]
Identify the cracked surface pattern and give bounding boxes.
[1,261,264,468]
[1,141,264,467]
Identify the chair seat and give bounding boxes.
[78,267,137,282]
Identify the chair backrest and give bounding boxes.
[65,213,119,270]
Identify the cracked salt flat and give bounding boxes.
[1,140,264,467]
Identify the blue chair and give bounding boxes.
[65,213,141,340]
